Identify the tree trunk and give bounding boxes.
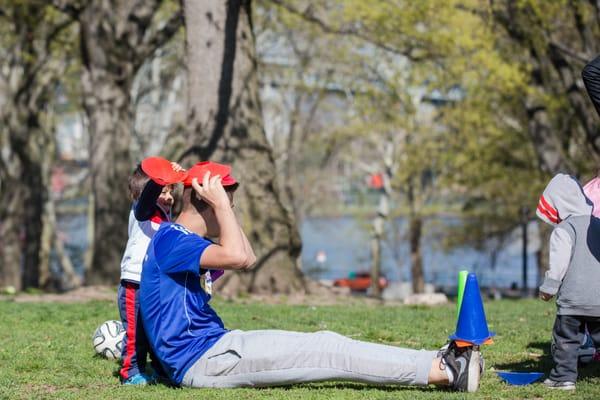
[0,182,24,292]
[181,0,304,294]
[39,194,54,289]
[370,169,391,299]
[0,3,64,291]
[76,0,183,285]
[0,114,52,292]
[80,69,133,285]
[409,215,425,294]
[370,222,383,299]
[0,121,26,292]
[20,133,52,290]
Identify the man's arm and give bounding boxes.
[201,225,255,279]
[539,226,573,300]
[194,173,254,270]
[582,55,600,118]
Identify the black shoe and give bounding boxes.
[438,341,485,374]
[440,341,481,392]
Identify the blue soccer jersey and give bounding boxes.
[139,223,227,385]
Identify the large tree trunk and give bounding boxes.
[0,118,26,292]
[181,0,304,294]
[0,179,24,292]
[0,105,52,293]
[0,3,64,291]
[79,70,134,285]
[20,125,53,290]
[75,0,183,285]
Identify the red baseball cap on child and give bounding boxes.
[183,161,238,187]
[141,156,187,185]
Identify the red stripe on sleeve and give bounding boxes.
[537,204,559,224]
[539,195,558,217]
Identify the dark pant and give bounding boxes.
[550,315,600,382]
[117,281,164,380]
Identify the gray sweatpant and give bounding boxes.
[182,329,437,388]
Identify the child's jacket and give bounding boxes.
[120,180,170,283]
[536,174,600,316]
[120,206,169,283]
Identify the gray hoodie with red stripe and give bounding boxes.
[536,174,600,316]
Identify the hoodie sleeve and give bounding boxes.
[134,180,163,221]
[539,226,573,295]
[582,55,600,119]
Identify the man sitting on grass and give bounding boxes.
[139,161,483,392]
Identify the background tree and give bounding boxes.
[487,0,600,280]
[53,0,183,284]
[263,0,600,291]
[0,1,73,291]
[179,0,304,295]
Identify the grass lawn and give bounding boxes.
[1,296,599,399]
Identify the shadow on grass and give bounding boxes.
[278,381,441,393]
[495,340,600,379]
[494,341,553,373]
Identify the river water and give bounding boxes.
[300,216,540,289]
[56,213,540,289]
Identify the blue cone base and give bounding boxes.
[496,371,544,385]
[449,331,496,345]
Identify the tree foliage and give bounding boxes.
[260,0,600,283]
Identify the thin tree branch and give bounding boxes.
[548,41,591,64]
[266,0,427,61]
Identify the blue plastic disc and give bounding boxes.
[496,371,544,386]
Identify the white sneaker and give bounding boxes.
[543,378,576,390]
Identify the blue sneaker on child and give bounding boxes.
[122,373,155,385]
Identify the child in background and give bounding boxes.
[536,173,600,390]
[118,157,185,385]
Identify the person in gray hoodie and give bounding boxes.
[536,173,600,390]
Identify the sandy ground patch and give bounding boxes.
[0,284,400,306]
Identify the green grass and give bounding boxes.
[1,297,599,399]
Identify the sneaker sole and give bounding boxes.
[467,350,481,393]
[547,385,575,390]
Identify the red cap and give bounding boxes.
[141,156,187,185]
[183,161,238,187]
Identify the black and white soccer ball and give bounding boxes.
[92,320,125,359]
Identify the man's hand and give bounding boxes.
[539,291,553,301]
[171,162,185,172]
[191,172,230,211]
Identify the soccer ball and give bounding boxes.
[92,320,125,359]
